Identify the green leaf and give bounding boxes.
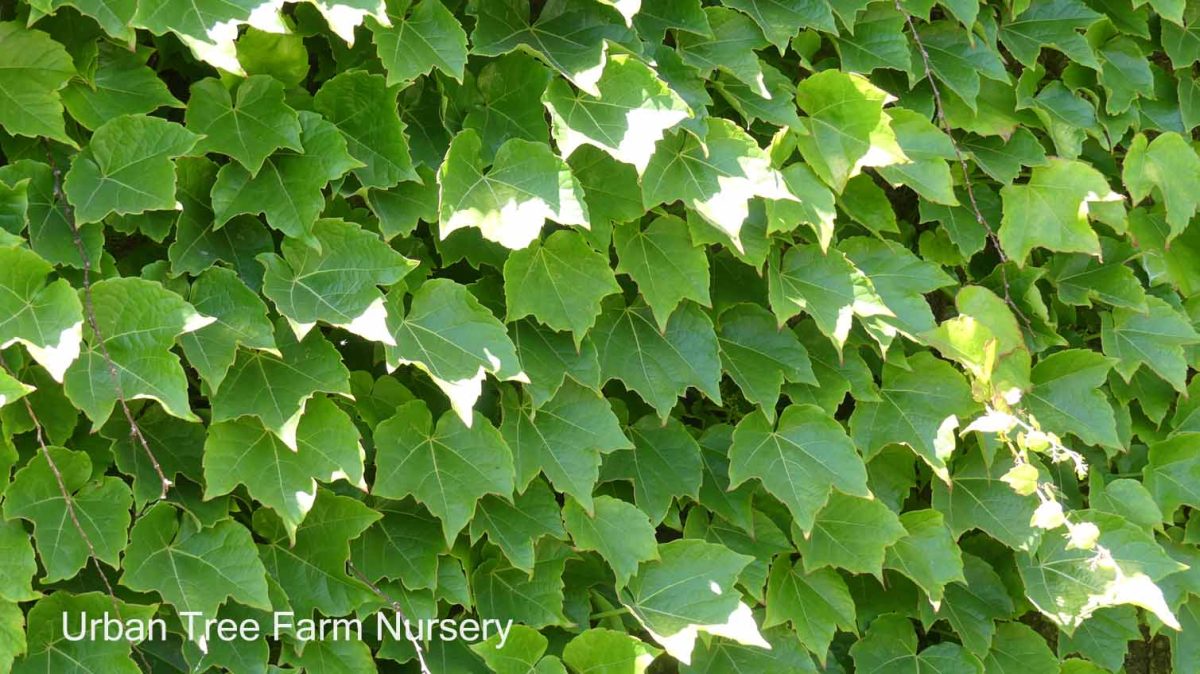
[1101,296,1200,392]
[593,298,722,419]
[255,489,380,619]
[982,622,1059,673]
[603,415,703,523]
[1056,606,1139,671]
[1099,37,1154,114]
[683,626,820,673]
[471,479,566,572]
[185,76,303,176]
[472,624,561,674]
[349,498,444,590]
[120,504,270,624]
[850,351,978,482]
[677,8,770,98]
[0,520,38,603]
[385,278,524,423]
[613,216,711,331]
[13,592,155,674]
[61,44,180,131]
[913,22,1009,112]
[204,396,366,538]
[107,404,205,507]
[932,452,1041,551]
[503,229,620,343]
[563,495,658,586]
[729,405,869,533]
[999,0,1102,69]
[132,0,260,73]
[63,114,199,224]
[438,129,589,249]
[1143,434,1200,518]
[370,0,468,86]
[0,23,74,143]
[563,628,661,674]
[212,110,361,245]
[717,304,815,419]
[850,613,983,673]
[210,320,352,448]
[1026,349,1121,448]
[834,5,912,75]
[0,244,83,382]
[509,319,601,408]
[260,218,416,344]
[767,243,886,352]
[1044,244,1148,310]
[3,447,131,582]
[374,399,515,544]
[633,0,712,39]
[935,555,1016,658]
[1123,132,1200,241]
[796,491,906,577]
[998,158,1123,265]
[500,381,631,513]
[841,236,956,343]
[314,70,417,189]
[469,0,634,95]
[473,540,570,628]
[461,52,553,159]
[179,266,276,392]
[642,119,795,251]
[884,510,966,606]
[794,70,906,192]
[764,559,856,663]
[620,539,767,664]
[64,277,210,426]
[543,53,691,174]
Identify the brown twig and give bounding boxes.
[896,3,1034,330]
[347,561,432,674]
[42,145,171,499]
[0,354,152,672]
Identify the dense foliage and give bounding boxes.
[0,0,1198,670]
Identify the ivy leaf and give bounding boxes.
[604,415,703,524]
[1026,349,1121,449]
[167,158,272,282]
[620,539,768,665]
[255,489,380,619]
[1123,132,1200,241]
[185,76,303,176]
[884,510,966,607]
[851,351,977,482]
[683,626,820,673]
[543,53,691,174]
[3,447,131,582]
[509,320,601,408]
[982,622,1059,673]
[438,129,589,250]
[120,504,271,627]
[260,218,416,345]
[794,70,906,192]
[374,399,515,544]
[64,277,211,427]
[841,236,956,344]
[349,498,443,593]
[725,0,832,51]
[875,109,960,206]
[632,0,712,39]
[107,405,205,507]
[765,560,856,663]
[503,229,620,344]
[0,160,103,268]
[612,216,711,331]
[210,321,352,449]
[592,299,722,419]
[63,114,199,224]
[0,23,74,143]
[730,405,869,533]
[500,382,631,513]
[998,158,1123,265]
[850,613,983,673]
[999,0,1103,69]
[643,120,795,251]
[472,624,563,674]
[563,628,661,674]
[131,0,260,73]
[934,555,1016,658]
[212,111,361,246]
[461,53,554,159]
[1101,296,1200,392]
[314,70,417,189]
[473,540,570,628]
[796,493,906,577]
[0,244,82,382]
[179,266,276,392]
[469,0,633,95]
[0,520,39,603]
[471,479,566,573]
[61,43,180,131]
[913,22,1009,112]
[677,8,770,98]
[204,396,366,539]
[931,452,1040,551]
[767,243,885,352]
[1143,434,1200,518]
[370,0,468,86]
[563,495,658,586]
[13,592,155,674]
[834,5,912,75]
[717,304,816,420]
[385,278,525,424]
